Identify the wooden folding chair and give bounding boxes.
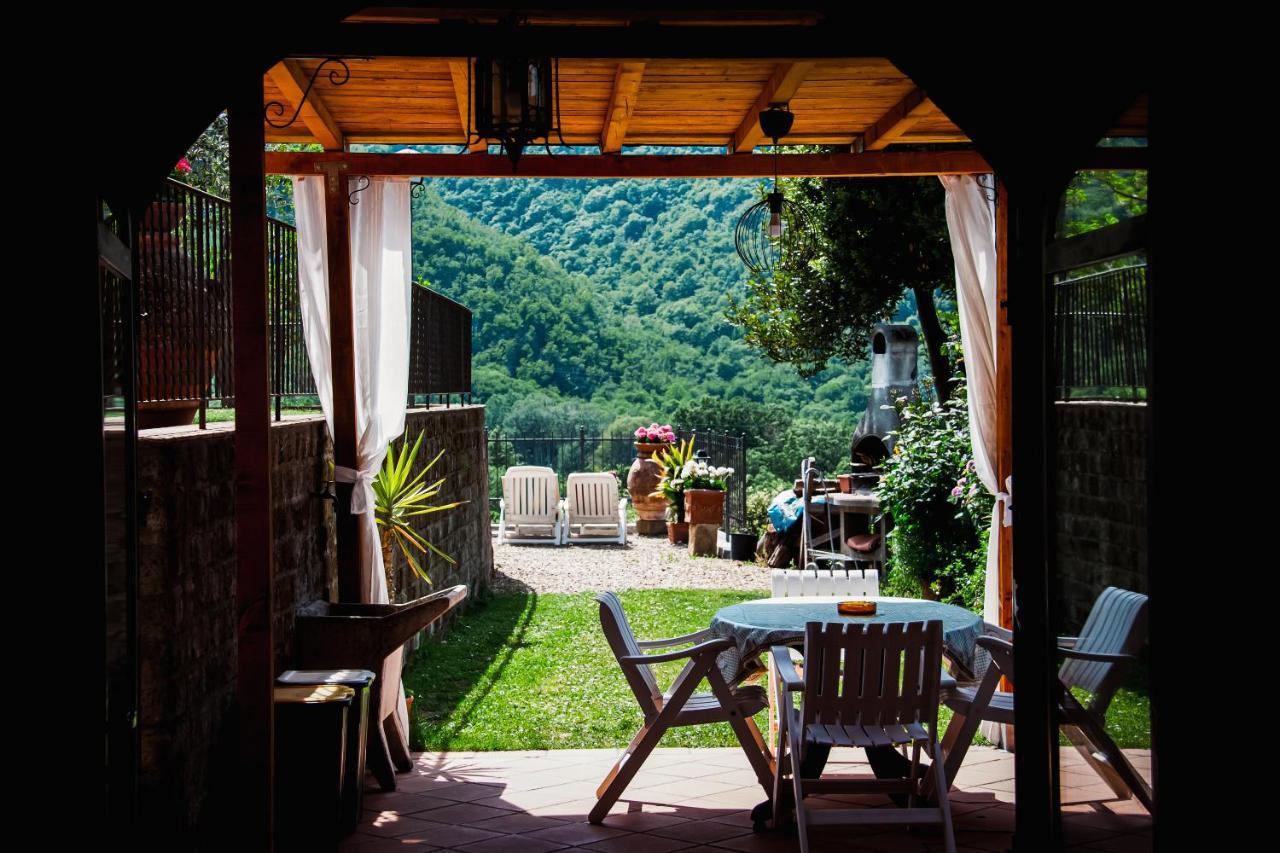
[591,591,775,824]
[938,586,1152,811]
[772,620,956,853]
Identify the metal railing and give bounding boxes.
[408,286,473,406]
[1052,262,1148,401]
[104,179,473,425]
[486,427,748,533]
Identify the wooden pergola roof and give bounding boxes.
[263,55,1147,153]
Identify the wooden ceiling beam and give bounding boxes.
[862,88,932,151]
[600,61,647,153]
[447,60,488,153]
[265,149,990,179]
[266,60,346,151]
[731,62,814,153]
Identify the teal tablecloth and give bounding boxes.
[710,596,984,682]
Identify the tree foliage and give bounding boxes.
[725,175,956,400]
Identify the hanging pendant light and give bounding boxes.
[465,54,568,172]
[734,105,811,276]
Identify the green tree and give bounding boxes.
[727,175,957,404]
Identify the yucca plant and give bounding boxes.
[373,430,467,597]
[651,437,695,523]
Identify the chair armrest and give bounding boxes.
[771,646,804,691]
[1057,647,1135,664]
[618,637,732,665]
[1056,635,1078,648]
[982,623,1013,642]
[637,628,714,649]
[975,635,1014,655]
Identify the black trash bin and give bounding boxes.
[729,532,757,561]
[277,669,376,835]
[274,683,354,850]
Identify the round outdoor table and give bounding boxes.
[710,595,984,684]
[710,595,984,830]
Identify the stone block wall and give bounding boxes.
[1054,401,1149,632]
[132,406,490,846]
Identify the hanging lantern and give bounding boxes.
[734,105,811,276]
[470,56,564,171]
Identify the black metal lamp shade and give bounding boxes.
[734,104,810,276]
[474,56,554,170]
[735,190,811,276]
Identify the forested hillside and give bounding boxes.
[410,176,879,458]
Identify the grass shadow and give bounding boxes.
[404,588,538,752]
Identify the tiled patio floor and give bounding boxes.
[342,747,1152,852]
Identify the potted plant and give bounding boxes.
[681,460,734,525]
[651,437,695,544]
[373,430,467,600]
[626,422,677,536]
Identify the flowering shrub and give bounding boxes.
[877,369,993,611]
[680,460,734,492]
[633,422,676,444]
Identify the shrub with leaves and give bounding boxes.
[877,369,992,611]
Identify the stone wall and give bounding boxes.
[1054,401,1149,632]
[389,406,493,639]
[133,405,490,846]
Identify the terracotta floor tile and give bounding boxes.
[522,822,633,845]
[596,810,691,832]
[650,819,754,844]
[469,812,571,834]
[426,802,523,825]
[361,814,464,839]
[581,832,699,853]
[377,820,508,849]
[454,835,570,853]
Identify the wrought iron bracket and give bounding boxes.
[264,57,352,129]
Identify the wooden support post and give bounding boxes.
[316,163,365,603]
[1005,179,1061,848]
[996,180,1014,633]
[230,73,274,850]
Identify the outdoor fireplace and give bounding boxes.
[850,323,919,464]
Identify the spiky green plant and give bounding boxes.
[373,431,467,594]
[651,437,695,523]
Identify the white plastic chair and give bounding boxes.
[497,466,564,545]
[562,472,627,544]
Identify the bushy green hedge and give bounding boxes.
[878,368,993,611]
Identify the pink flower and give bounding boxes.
[661,424,672,433]
[649,423,660,430]
[646,429,661,440]
[175,157,192,173]
[634,427,647,439]
[950,486,964,498]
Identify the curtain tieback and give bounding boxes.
[334,464,376,515]
[997,475,1012,527]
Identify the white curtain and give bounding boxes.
[941,174,1008,749]
[294,174,414,739]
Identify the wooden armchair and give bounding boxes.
[772,620,956,853]
[938,587,1152,811]
[591,591,775,824]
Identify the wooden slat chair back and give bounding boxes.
[800,621,943,744]
[772,619,955,853]
[497,465,564,544]
[938,586,1152,812]
[770,567,880,598]
[591,591,776,824]
[1057,586,1148,713]
[564,472,627,544]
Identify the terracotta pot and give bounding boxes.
[684,488,725,525]
[627,441,672,536]
[837,474,853,493]
[137,338,219,429]
[667,521,689,544]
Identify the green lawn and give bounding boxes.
[404,589,1151,752]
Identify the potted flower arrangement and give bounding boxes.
[681,460,734,525]
[651,438,695,544]
[626,422,678,535]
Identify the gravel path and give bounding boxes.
[492,532,772,594]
